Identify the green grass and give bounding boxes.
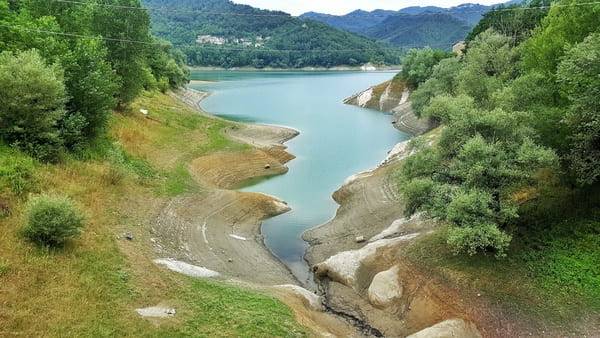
[405,184,600,327]
[0,91,306,336]
[160,280,306,337]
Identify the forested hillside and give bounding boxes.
[301,3,493,50]
[394,0,599,323]
[143,0,402,68]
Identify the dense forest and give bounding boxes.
[397,0,599,265]
[143,0,402,68]
[0,0,188,161]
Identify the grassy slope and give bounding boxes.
[399,129,599,334]
[0,91,305,337]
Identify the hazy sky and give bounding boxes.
[232,0,501,16]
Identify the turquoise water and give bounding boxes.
[189,71,408,285]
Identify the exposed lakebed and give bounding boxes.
[190,71,409,285]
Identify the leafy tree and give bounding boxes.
[467,0,550,44]
[0,50,66,161]
[522,0,600,76]
[456,29,518,108]
[410,57,461,117]
[91,0,152,105]
[557,33,600,186]
[62,38,119,146]
[399,47,453,88]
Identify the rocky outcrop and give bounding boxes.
[344,78,435,136]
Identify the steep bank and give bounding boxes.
[303,130,486,337]
[344,77,435,136]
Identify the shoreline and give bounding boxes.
[164,86,363,335]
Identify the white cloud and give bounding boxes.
[232,0,502,16]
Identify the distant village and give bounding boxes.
[196,35,271,47]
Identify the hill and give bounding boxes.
[300,3,494,49]
[142,0,401,68]
[365,13,472,49]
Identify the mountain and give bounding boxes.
[300,9,397,34]
[366,13,472,49]
[300,3,496,49]
[142,0,401,69]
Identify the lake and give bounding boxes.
[189,71,409,285]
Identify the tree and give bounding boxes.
[91,0,152,105]
[0,50,66,161]
[467,0,550,45]
[456,29,518,109]
[557,33,600,186]
[62,38,119,146]
[410,57,461,117]
[399,47,453,88]
[522,0,600,76]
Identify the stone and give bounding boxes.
[264,164,271,169]
[367,265,402,308]
[228,258,233,263]
[407,319,482,338]
[136,306,176,318]
[124,233,134,241]
[355,236,366,243]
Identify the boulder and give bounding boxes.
[367,265,402,308]
[407,319,482,338]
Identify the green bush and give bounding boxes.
[0,148,36,196]
[0,50,67,162]
[23,194,85,246]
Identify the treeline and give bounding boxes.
[0,0,188,161]
[397,0,600,255]
[144,0,401,68]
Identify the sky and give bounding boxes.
[231,0,502,16]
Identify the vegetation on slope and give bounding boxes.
[143,0,401,68]
[0,91,306,336]
[391,0,599,330]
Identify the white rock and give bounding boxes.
[357,88,374,107]
[154,258,220,278]
[369,213,423,242]
[136,306,176,318]
[407,319,482,338]
[275,285,323,311]
[368,266,402,308]
[355,236,366,243]
[229,234,247,241]
[343,169,374,185]
[380,140,414,166]
[314,234,419,288]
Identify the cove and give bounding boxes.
[190,71,410,285]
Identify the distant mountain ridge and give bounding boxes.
[300,2,510,49]
[142,0,401,68]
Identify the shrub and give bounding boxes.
[0,149,36,196]
[0,50,67,162]
[23,194,84,246]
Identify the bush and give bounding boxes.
[23,194,84,246]
[0,50,67,162]
[0,148,36,196]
